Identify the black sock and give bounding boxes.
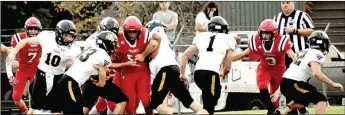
[260,89,276,113]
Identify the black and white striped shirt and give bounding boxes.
[273,10,314,52]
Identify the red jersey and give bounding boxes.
[248,33,291,69]
[115,28,150,74]
[11,32,42,72]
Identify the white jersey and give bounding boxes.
[36,31,81,75]
[283,49,326,82]
[84,32,98,49]
[148,27,178,77]
[193,32,236,74]
[65,47,112,87]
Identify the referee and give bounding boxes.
[273,1,314,114]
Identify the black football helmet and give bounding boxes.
[96,31,118,56]
[99,17,120,35]
[55,20,77,45]
[308,30,330,55]
[145,20,167,32]
[208,16,229,34]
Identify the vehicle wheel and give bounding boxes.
[248,99,265,110]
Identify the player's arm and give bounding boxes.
[1,44,10,56]
[180,44,198,77]
[166,12,178,30]
[311,61,343,91]
[221,49,233,80]
[93,64,107,87]
[286,49,296,59]
[136,33,161,62]
[9,37,40,56]
[232,48,251,61]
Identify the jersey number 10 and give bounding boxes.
[45,53,61,67]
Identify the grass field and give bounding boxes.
[215,106,345,114]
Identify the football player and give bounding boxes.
[135,20,208,114]
[180,16,235,114]
[232,19,296,114]
[5,17,42,114]
[6,20,82,113]
[49,31,127,114]
[273,31,344,114]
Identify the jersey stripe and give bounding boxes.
[144,29,150,43]
[280,35,288,52]
[14,33,21,44]
[249,34,257,52]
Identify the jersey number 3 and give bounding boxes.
[79,49,97,62]
[45,53,61,67]
[265,57,277,65]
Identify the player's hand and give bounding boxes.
[8,76,16,87]
[125,61,139,67]
[90,76,99,84]
[270,89,280,102]
[179,74,188,84]
[284,27,294,34]
[135,54,145,62]
[220,73,226,82]
[331,83,344,92]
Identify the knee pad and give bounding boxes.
[95,100,107,113]
[107,101,115,112]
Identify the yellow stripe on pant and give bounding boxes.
[158,72,167,91]
[211,75,215,96]
[294,83,309,93]
[68,81,77,102]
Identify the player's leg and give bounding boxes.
[121,73,138,114]
[150,67,173,114]
[81,80,101,114]
[275,78,316,114]
[167,66,208,114]
[270,70,284,108]
[194,70,221,115]
[136,71,153,115]
[45,74,63,111]
[55,75,84,114]
[256,66,276,114]
[100,79,128,114]
[30,69,47,110]
[12,72,30,114]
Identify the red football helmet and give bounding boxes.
[24,17,42,37]
[123,16,142,40]
[258,19,278,40]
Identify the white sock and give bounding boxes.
[107,107,113,114]
[88,106,100,114]
[280,106,292,114]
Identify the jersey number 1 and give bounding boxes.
[45,53,61,67]
[207,35,216,52]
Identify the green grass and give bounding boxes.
[215,106,345,114]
